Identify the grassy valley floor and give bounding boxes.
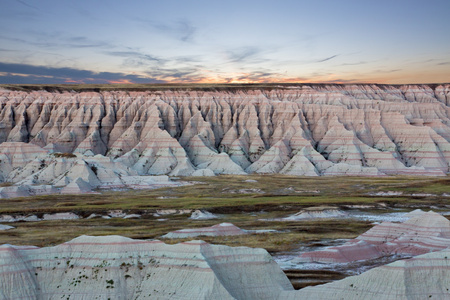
[0,175,449,288]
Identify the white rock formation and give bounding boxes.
[0,84,447,187]
[2,233,450,299]
[191,168,216,176]
[282,207,348,220]
[0,235,295,299]
[0,142,187,197]
[42,212,80,220]
[296,210,450,264]
[189,210,219,220]
[291,248,450,299]
[60,177,95,194]
[123,214,141,219]
[0,224,14,230]
[162,222,247,238]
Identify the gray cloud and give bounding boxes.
[0,62,164,84]
[144,66,201,80]
[317,55,339,63]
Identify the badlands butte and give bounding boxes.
[1,83,450,299]
[0,83,449,195]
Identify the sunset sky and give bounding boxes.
[1,0,449,84]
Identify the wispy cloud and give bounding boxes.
[226,47,262,63]
[105,50,167,68]
[14,0,39,10]
[317,55,339,63]
[0,33,112,49]
[340,61,368,66]
[137,19,197,42]
[373,68,402,74]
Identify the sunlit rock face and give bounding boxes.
[0,84,449,178]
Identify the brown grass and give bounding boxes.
[0,175,447,252]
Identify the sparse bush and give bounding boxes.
[53,152,76,158]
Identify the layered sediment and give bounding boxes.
[2,234,450,299]
[0,235,294,299]
[296,210,450,264]
[0,84,449,189]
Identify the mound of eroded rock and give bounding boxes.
[296,210,450,264]
[162,222,246,239]
[0,235,295,299]
[292,248,450,300]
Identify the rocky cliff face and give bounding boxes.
[0,84,449,181]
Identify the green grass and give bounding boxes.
[0,175,447,214]
[0,175,448,252]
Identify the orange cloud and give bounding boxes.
[107,79,134,84]
[64,79,85,84]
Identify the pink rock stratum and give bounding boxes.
[296,210,450,264]
[0,84,449,195]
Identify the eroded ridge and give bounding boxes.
[0,235,294,299]
[0,84,449,183]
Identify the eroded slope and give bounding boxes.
[0,84,449,180]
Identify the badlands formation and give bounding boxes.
[297,210,450,264]
[0,84,449,195]
[291,248,450,300]
[0,235,295,299]
[2,234,450,299]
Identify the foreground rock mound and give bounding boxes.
[0,84,448,184]
[297,210,450,263]
[292,248,450,300]
[0,235,296,300]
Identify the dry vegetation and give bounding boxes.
[0,175,448,253]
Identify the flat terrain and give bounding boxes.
[0,175,448,249]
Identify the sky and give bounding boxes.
[0,0,449,84]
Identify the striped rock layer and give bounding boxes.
[3,235,450,300]
[0,235,295,300]
[291,248,450,300]
[296,210,450,264]
[0,84,449,179]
